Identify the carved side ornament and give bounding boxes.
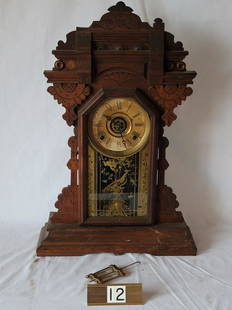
[157,129,183,223]
[47,83,90,222]
[51,134,79,223]
[150,85,193,126]
[48,83,90,126]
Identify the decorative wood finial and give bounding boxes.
[108,2,133,13]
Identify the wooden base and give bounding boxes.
[36,214,196,256]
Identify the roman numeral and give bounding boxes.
[106,104,113,111]
[93,122,102,127]
[125,139,132,145]
[126,103,132,112]
[134,122,144,126]
[116,101,122,110]
[106,137,111,145]
[132,112,141,118]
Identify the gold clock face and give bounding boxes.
[88,97,151,157]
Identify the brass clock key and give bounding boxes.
[86,261,141,284]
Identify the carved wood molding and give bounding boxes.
[47,83,90,126]
[150,85,193,126]
[100,70,137,86]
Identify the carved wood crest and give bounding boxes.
[90,1,151,30]
[48,83,90,126]
[150,85,193,126]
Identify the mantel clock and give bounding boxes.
[37,2,197,256]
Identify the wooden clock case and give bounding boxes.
[37,2,197,256]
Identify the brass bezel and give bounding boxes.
[88,97,151,158]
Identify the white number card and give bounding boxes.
[107,285,126,303]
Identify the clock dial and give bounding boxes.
[89,97,151,157]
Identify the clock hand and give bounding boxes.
[121,133,127,150]
[103,114,112,121]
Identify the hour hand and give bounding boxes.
[120,133,127,149]
[103,114,112,121]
